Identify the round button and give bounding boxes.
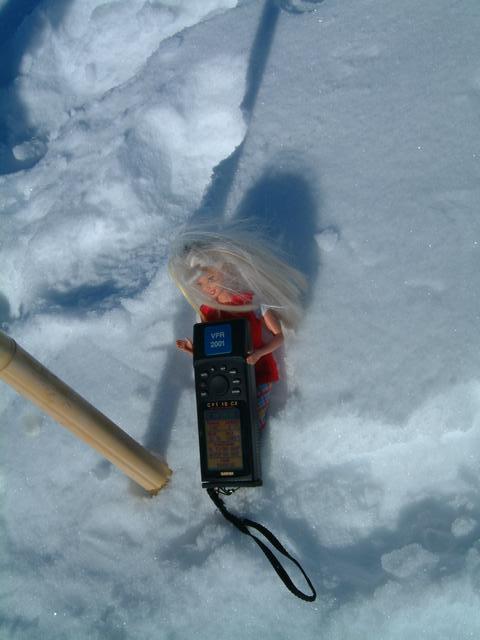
[209,375,229,396]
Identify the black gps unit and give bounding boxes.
[193,318,262,489]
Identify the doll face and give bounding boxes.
[196,267,225,300]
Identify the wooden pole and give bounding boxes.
[0,330,171,494]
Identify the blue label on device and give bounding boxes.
[205,324,232,356]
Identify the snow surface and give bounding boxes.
[1,0,480,638]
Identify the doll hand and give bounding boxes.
[246,351,261,365]
[176,338,193,354]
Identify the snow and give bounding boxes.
[1,0,480,638]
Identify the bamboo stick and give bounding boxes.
[0,330,171,494]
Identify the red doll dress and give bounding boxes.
[199,292,279,385]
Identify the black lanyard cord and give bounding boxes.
[207,488,317,602]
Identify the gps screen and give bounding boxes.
[204,407,243,471]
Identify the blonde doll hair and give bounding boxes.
[168,227,307,330]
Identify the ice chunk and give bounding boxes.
[12,139,47,162]
[451,518,477,538]
[381,544,438,578]
[315,227,339,252]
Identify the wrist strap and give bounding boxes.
[207,488,316,602]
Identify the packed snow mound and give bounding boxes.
[1,14,248,318]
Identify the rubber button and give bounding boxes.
[209,375,229,396]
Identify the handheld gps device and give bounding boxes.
[191,318,316,602]
[193,318,262,489]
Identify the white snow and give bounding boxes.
[1,0,480,638]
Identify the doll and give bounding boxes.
[168,227,307,429]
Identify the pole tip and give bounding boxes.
[0,331,16,372]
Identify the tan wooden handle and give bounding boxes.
[0,331,171,494]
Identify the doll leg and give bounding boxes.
[256,383,273,430]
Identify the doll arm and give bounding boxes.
[176,308,208,355]
[246,309,284,365]
[176,338,193,355]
